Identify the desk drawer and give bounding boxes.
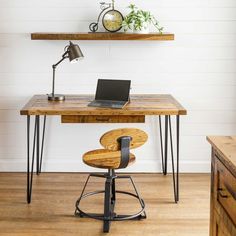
[216,158,236,226]
[61,115,145,123]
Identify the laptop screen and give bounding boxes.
[95,79,131,101]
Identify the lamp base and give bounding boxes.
[48,94,65,101]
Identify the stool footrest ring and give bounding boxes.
[75,190,146,221]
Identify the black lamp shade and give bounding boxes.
[68,41,84,63]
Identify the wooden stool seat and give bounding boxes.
[83,149,135,169]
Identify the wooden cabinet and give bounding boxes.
[207,136,236,236]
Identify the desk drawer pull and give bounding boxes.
[218,188,228,198]
[96,117,110,122]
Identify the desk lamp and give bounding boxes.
[48,41,84,101]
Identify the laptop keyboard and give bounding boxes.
[89,100,125,108]
[111,104,124,108]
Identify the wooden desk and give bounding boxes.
[20,94,187,203]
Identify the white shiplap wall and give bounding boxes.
[0,0,236,172]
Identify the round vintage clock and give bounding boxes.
[89,0,124,33]
[102,9,124,32]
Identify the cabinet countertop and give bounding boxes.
[207,136,236,176]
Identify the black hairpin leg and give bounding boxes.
[39,115,46,174]
[159,115,180,203]
[168,115,180,203]
[168,116,177,203]
[36,116,40,175]
[176,115,180,202]
[26,115,47,203]
[159,115,168,175]
[158,116,165,174]
[164,115,169,175]
[27,115,37,204]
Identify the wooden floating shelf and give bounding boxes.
[31,32,174,41]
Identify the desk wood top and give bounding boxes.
[207,136,236,176]
[20,94,187,116]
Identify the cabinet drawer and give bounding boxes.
[216,158,236,226]
[61,115,145,123]
[213,208,236,236]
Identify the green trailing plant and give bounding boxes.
[122,4,164,33]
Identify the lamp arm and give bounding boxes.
[53,52,68,68]
[51,53,68,97]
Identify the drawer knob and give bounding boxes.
[218,188,228,198]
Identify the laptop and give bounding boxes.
[88,79,131,109]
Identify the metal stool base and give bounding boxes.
[74,171,146,233]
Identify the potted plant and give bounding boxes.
[122,4,164,34]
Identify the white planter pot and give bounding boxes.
[133,27,149,34]
[124,28,133,33]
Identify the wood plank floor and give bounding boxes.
[0,173,210,236]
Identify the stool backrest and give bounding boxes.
[100,128,148,151]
